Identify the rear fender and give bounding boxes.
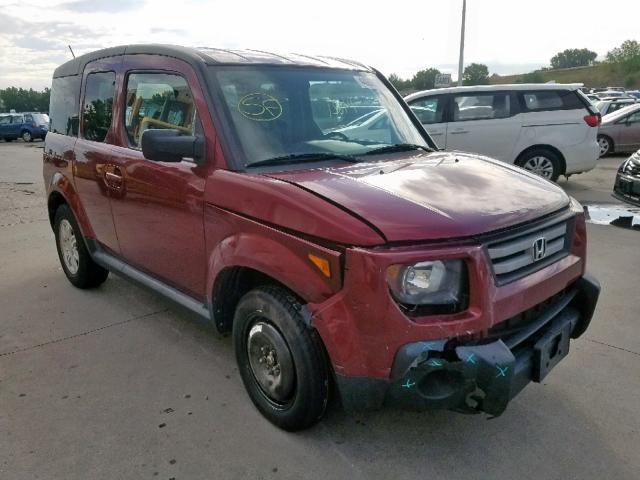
[47,171,95,238]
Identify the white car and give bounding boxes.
[405,84,601,181]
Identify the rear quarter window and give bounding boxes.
[50,75,81,136]
[519,90,583,112]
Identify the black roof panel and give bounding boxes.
[53,44,370,78]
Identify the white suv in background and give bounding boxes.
[405,84,601,181]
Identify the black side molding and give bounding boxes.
[85,238,211,321]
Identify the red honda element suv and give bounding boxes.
[44,45,600,430]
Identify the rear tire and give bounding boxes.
[53,204,109,289]
[233,285,329,431]
[598,135,612,157]
[21,130,33,142]
[516,148,562,182]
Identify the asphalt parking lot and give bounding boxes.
[1,140,638,480]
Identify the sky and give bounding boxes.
[0,0,639,90]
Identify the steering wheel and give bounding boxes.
[324,131,349,141]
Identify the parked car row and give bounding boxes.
[0,112,49,142]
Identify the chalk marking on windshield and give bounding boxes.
[237,93,283,121]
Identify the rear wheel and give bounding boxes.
[21,130,33,142]
[54,204,109,289]
[233,285,329,431]
[598,135,612,157]
[516,149,562,181]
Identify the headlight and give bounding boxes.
[569,196,584,214]
[386,259,466,308]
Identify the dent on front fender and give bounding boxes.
[204,204,343,308]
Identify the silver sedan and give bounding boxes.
[598,104,640,156]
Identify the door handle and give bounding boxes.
[450,130,469,135]
[104,166,123,189]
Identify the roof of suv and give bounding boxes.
[53,44,371,78]
[405,83,584,100]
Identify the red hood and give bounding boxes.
[267,151,569,242]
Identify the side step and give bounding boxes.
[88,241,211,321]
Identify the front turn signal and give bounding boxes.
[308,253,331,278]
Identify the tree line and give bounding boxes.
[389,39,640,91]
[0,87,50,113]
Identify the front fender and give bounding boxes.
[205,205,342,308]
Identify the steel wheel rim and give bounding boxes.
[59,219,79,274]
[247,320,295,405]
[22,131,31,142]
[523,156,554,179]
[598,137,610,156]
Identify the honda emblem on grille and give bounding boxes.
[532,237,547,261]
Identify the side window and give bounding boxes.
[451,93,510,122]
[24,114,33,124]
[520,90,582,112]
[12,115,25,124]
[626,112,640,124]
[0,116,11,125]
[82,72,115,142]
[409,96,444,124]
[124,72,196,147]
[50,75,81,136]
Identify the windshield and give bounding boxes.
[210,67,430,167]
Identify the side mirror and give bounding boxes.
[141,129,205,164]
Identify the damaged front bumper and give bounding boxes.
[336,274,600,416]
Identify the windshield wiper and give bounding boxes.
[364,143,434,156]
[247,152,360,168]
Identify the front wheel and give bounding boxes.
[233,286,329,431]
[516,149,562,181]
[21,130,33,142]
[54,204,109,289]
[598,135,612,157]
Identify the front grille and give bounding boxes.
[484,214,573,285]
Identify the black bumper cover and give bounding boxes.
[336,274,600,416]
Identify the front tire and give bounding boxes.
[54,204,109,289]
[516,148,562,181]
[598,135,612,157]
[21,130,33,142]
[233,286,329,431]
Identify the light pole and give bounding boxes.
[457,0,466,86]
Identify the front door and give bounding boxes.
[108,55,210,298]
[408,94,448,149]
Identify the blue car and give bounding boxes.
[0,112,49,142]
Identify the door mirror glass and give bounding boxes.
[141,129,204,163]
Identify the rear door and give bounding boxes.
[445,91,521,161]
[407,94,448,148]
[73,58,121,252]
[0,115,11,137]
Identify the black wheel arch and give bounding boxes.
[211,266,306,334]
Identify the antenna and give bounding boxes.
[68,45,76,59]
